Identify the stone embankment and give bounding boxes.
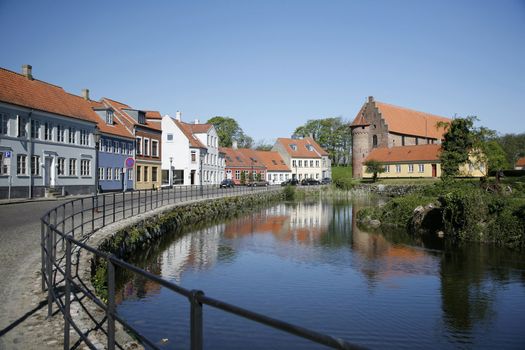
[352,183,422,197]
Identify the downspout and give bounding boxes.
[28,109,34,198]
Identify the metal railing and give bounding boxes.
[40,184,364,350]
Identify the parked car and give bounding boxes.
[301,178,321,186]
[220,179,235,188]
[246,180,269,187]
[321,177,332,185]
[281,179,299,186]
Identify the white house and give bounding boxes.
[255,150,291,185]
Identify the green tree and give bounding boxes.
[483,140,510,173]
[496,133,525,167]
[438,117,477,179]
[256,173,262,181]
[207,116,253,148]
[240,171,246,185]
[364,159,385,182]
[254,140,273,151]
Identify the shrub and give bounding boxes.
[283,185,295,200]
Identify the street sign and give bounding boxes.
[125,157,135,168]
[4,151,11,158]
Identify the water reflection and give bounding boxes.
[118,199,525,349]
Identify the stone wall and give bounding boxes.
[352,183,422,196]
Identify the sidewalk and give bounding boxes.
[0,194,91,206]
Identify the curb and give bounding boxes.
[0,195,91,206]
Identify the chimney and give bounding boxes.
[82,88,90,100]
[175,111,182,121]
[232,141,238,150]
[194,119,200,124]
[22,64,33,80]
[368,96,374,103]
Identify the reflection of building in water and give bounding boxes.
[224,201,332,244]
[350,205,430,285]
[161,224,224,283]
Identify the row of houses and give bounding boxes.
[0,65,331,199]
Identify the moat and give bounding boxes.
[115,199,525,349]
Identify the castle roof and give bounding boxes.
[365,144,441,163]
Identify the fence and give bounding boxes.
[40,184,364,350]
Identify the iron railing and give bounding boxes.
[40,184,365,350]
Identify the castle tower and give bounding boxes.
[350,97,374,178]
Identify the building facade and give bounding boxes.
[190,120,224,185]
[272,137,331,181]
[222,147,266,185]
[255,150,291,185]
[0,65,97,199]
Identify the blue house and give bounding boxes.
[90,99,135,192]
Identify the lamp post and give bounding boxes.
[93,129,101,209]
[199,151,205,196]
[169,157,173,188]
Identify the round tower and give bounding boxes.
[351,124,371,178]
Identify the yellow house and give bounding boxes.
[362,144,485,179]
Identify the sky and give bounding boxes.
[1,0,524,144]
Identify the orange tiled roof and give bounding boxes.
[365,144,441,163]
[221,147,266,169]
[0,67,98,124]
[275,137,328,158]
[102,98,161,133]
[516,157,525,167]
[175,120,206,148]
[145,111,162,120]
[350,106,369,127]
[186,122,213,134]
[89,100,134,139]
[255,151,290,172]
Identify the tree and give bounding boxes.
[482,140,510,174]
[254,139,274,151]
[495,133,525,167]
[240,171,246,185]
[256,173,262,181]
[438,117,477,179]
[207,116,253,148]
[364,160,385,182]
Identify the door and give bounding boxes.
[432,164,437,177]
[190,170,196,185]
[44,157,54,187]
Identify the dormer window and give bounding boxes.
[138,112,146,124]
[306,144,313,151]
[106,110,114,125]
[290,144,297,151]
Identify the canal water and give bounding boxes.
[116,200,525,349]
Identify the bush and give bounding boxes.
[283,185,295,200]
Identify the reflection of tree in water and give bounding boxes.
[440,243,524,334]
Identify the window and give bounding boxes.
[98,167,104,180]
[290,144,297,151]
[136,166,141,182]
[396,164,401,173]
[144,166,148,182]
[106,168,112,180]
[384,165,390,173]
[31,156,40,176]
[80,159,91,176]
[298,160,302,167]
[401,136,405,146]
[235,170,240,180]
[408,164,414,173]
[316,160,319,167]
[138,112,145,124]
[0,152,10,175]
[114,141,119,154]
[310,160,314,167]
[121,142,126,155]
[127,168,133,181]
[418,164,425,173]
[44,122,52,141]
[136,137,142,155]
[107,140,113,153]
[69,159,77,176]
[306,145,313,151]
[99,139,105,152]
[152,140,159,157]
[106,110,114,125]
[373,135,378,148]
[128,143,134,155]
[68,127,76,144]
[292,160,296,167]
[80,130,88,145]
[18,116,27,138]
[115,168,121,181]
[0,114,8,135]
[57,125,65,142]
[31,120,40,139]
[415,137,419,146]
[191,151,196,163]
[167,133,173,142]
[152,167,158,182]
[17,154,27,175]
[57,158,65,175]
[144,138,150,156]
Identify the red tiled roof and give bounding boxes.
[175,120,206,148]
[350,105,369,127]
[102,98,161,133]
[255,151,290,172]
[365,144,441,163]
[275,137,327,158]
[145,111,162,120]
[221,148,266,169]
[89,100,134,139]
[516,157,525,167]
[187,123,213,134]
[0,67,98,124]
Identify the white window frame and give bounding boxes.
[57,158,66,176]
[31,155,40,176]
[114,141,119,154]
[68,127,76,144]
[151,140,159,157]
[396,164,401,173]
[31,120,40,139]
[81,159,91,176]
[144,138,150,156]
[136,137,142,155]
[98,167,104,180]
[17,154,27,175]
[17,116,27,138]
[106,167,112,180]
[408,164,414,173]
[57,125,65,143]
[0,113,8,135]
[69,159,77,176]
[44,122,52,141]
[418,164,425,173]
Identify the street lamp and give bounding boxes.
[93,128,101,210]
[169,157,173,188]
[199,151,205,196]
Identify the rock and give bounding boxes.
[369,219,381,228]
[410,204,444,236]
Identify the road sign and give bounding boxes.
[4,151,12,158]
[125,157,135,168]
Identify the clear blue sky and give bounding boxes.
[1,0,524,144]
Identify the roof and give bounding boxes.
[145,111,162,120]
[221,147,266,169]
[88,100,134,139]
[0,66,98,124]
[186,123,213,134]
[516,157,525,167]
[174,120,206,148]
[351,99,451,139]
[255,151,291,172]
[365,144,441,163]
[275,137,328,158]
[102,97,161,133]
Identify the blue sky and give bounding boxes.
[1,0,524,144]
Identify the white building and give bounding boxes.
[161,113,224,186]
[255,150,291,185]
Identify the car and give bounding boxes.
[220,179,235,188]
[281,179,299,186]
[301,178,321,186]
[246,180,269,187]
[321,177,332,185]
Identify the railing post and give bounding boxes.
[91,197,95,233]
[113,193,116,223]
[103,195,106,227]
[107,257,116,350]
[138,190,141,214]
[71,201,75,237]
[189,289,204,350]
[46,224,53,318]
[123,191,126,219]
[131,190,134,216]
[81,198,84,236]
[41,220,46,292]
[64,238,72,350]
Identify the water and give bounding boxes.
[116,200,525,349]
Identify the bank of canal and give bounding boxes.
[113,199,525,349]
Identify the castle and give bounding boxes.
[350,96,451,178]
